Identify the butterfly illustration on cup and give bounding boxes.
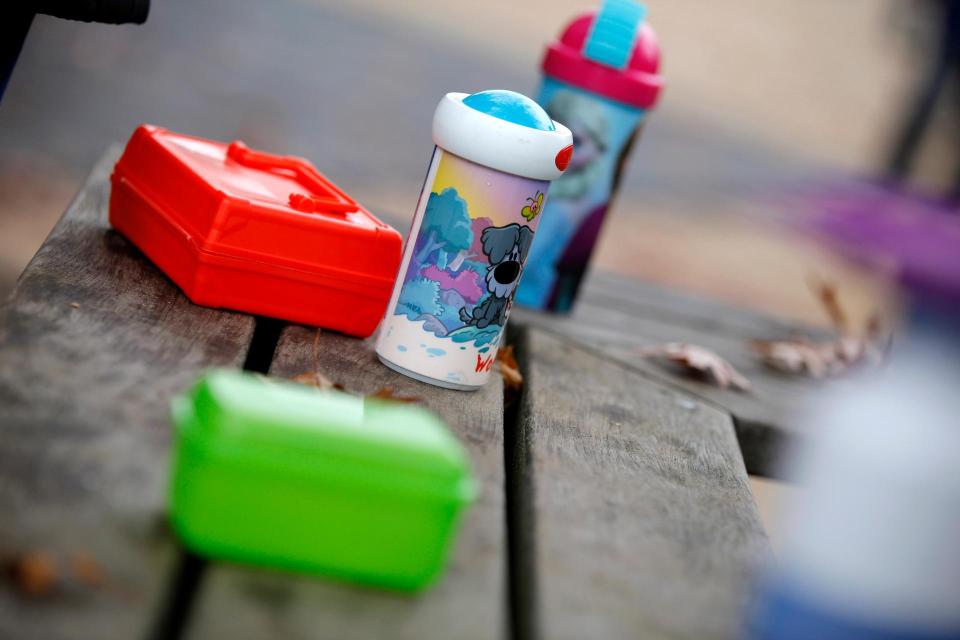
[521,190,544,222]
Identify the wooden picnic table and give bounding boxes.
[0,147,823,639]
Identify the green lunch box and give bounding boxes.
[169,370,475,590]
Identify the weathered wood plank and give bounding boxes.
[0,147,257,639]
[582,271,831,340]
[514,329,769,640]
[514,271,830,475]
[186,325,506,640]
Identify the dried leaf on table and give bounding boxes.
[752,281,887,378]
[497,344,524,391]
[4,550,59,597]
[638,343,751,392]
[811,278,847,333]
[751,335,884,378]
[288,328,345,390]
[752,338,829,377]
[368,387,421,404]
[70,551,106,588]
[290,371,342,390]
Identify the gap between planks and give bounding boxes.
[147,316,284,640]
[502,324,537,640]
[527,320,787,479]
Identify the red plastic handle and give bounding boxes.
[226,141,358,214]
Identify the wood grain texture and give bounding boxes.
[186,325,507,640]
[513,271,831,475]
[0,147,256,640]
[515,329,769,640]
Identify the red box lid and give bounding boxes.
[109,125,402,336]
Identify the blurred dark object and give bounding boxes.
[31,0,150,24]
[886,0,960,197]
[1,0,149,101]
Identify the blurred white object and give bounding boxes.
[749,318,960,639]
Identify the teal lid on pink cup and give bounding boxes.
[542,0,663,109]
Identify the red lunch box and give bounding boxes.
[110,125,402,337]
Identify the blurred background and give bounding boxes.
[2,0,959,542]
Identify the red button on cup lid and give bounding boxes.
[555,144,574,171]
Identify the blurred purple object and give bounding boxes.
[751,180,960,640]
[807,182,960,308]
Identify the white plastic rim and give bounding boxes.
[432,92,573,181]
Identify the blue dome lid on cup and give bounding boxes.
[432,91,572,181]
[462,90,556,132]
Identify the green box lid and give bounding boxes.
[174,370,475,503]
